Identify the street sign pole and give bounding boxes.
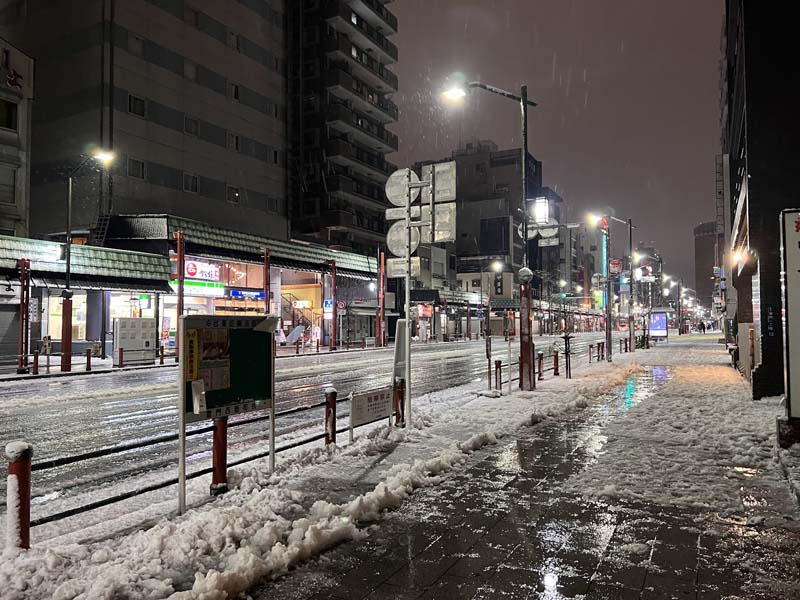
[404,169,412,423]
[605,226,613,362]
[519,268,535,390]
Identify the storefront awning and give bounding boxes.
[30,275,173,294]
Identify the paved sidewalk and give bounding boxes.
[252,348,800,599]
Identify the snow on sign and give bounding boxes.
[385,168,421,207]
[781,209,800,419]
[350,387,393,429]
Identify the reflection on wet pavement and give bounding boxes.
[252,366,800,600]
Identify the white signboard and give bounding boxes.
[420,202,457,243]
[185,260,220,282]
[609,259,623,274]
[782,209,800,418]
[386,206,420,220]
[385,168,421,207]
[387,257,421,279]
[538,237,559,247]
[421,161,457,203]
[387,221,420,257]
[350,387,393,428]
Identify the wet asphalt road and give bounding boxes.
[0,333,621,515]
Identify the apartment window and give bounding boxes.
[226,185,241,205]
[1,49,8,69]
[228,132,241,151]
[351,12,358,25]
[351,45,358,59]
[184,115,199,136]
[0,167,15,204]
[184,6,200,26]
[128,94,146,117]
[184,60,197,81]
[128,35,143,56]
[228,31,241,51]
[183,173,198,193]
[229,82,240,101]
[494,183,509,193]
[0,99,17,131]
[128,158,145,180]
[272,150,279,165]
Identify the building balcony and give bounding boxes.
[349,0,398,34]
[325,0,398,64]
[326,173,386,207]
[326,67,398,124]
[326,102,398,153]
[326,138,396,182]
[325,33,398,93]
[321,207,387,241]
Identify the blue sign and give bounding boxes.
[231,289,265,300]
[323,299,334,311]
[650,312,668,338]
[476,310,484,319]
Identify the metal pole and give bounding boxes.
[605,225,612,362]
[329,260,337,351]
[174,231,185,362]
[628,218,635,353]
[61,177,74,373]
[66,176,72,291]
[263,248,270,314]
[378,251,385,347]
[521,84,529,268]
[178,316,186,514]
[404,172,412,423]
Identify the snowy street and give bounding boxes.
[2,335,800,599]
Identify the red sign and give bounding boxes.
[184,260,220,282]
[418,304,433,319]
[609,259,623,274]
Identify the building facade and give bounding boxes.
[720,0,799,397]
[0,0,288,241]
[287,0,398,254]
[693,221,717,308]
[0,35,32,237]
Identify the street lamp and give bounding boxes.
[61,149,115,372]
[443,79,538,389]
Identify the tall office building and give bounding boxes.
[287,0,398,254]
[0,0,288,241]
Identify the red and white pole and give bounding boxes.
[377,251,385,347]
[263,247,271,314]
[210,417,228,495]
[519,271,535,390]
[329,260,337,351]
[6,441,32,551]
[173,231,185,363]
[325,387,337,445]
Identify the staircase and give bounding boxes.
[89,214,112,247]
[281,293,313,328]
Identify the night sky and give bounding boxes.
[390,0,723,284]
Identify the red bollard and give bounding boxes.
[316,339,320,353]
[601,342,606,360]
[325,387,337,445]
[160,345,165,365]
[32,351,39,375]
[362,337,366,349]
[537,351,544,381]
[210,417,228,495]
[553,350,560,376]
[495,359,502,390]
[5,441,32,551]
[295,340,300,355]
[394,379,405,426]
[118,347,124,368]
[85,348,92,372]
[589,344,593,363]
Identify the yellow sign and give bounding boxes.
[185,329,198,380]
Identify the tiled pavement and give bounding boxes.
[253,373,800,600]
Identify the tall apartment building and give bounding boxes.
[721,0,800,398]
[0,35,32,237]
[693,220,717,308]
[287,0,398,254]
[0,0,288,241]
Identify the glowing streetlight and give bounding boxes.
[663,287,670,296]
[93,150,115,165]
[441,87,467,101]
[575,285,583,293]
[490,260,504,273]
[558,279,567,288]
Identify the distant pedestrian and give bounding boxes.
[699,322,706,334]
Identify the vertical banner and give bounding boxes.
[782,210,800,418]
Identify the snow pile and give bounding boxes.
[563,345,785,513]
[4,474,19,558]
[4,441,32,462]
[0,355,639,599]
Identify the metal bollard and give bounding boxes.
[160,345,165,365]
[589,344,593,363]
[86,348,92,372]
[537,351,544,381]
[32,351,39,375]
[5,441,32,551]
[118,348,124,369]
[495,359,502,390]
[316,339,320,353]
[210,417,228,496]
[553,350,560,376]
[295,340,300,355]
[601,342,606,360]
[362,337,366,349]
[325,387,337,445]
[596,343,601,362]
[346,339,351,351]
[619,339,624,354]
[394,378,405,426]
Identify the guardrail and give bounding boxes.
[4,332,639,551]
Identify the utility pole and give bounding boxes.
[604,222,612,362]
[628,218,635,353]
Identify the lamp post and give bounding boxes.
[443,80,538,389]
[61,150,114,372]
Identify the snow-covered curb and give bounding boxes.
[0,360,641,600]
